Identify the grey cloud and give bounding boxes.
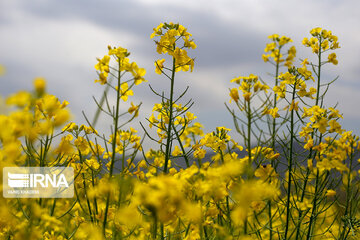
[1,0,360,139]
[15,0,264,68]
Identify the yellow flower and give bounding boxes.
[273,84,286,99]
[95,55,110,74]
[119,82,134,101]
[94,72,108,85]
[312,117,328,134]
[268,34,279,40]
[33,77,47,94]
[285,46,296,67]
[329,119,342,133]
[62,122,78,132]
[155,59,165,74]
[264,42,276,52]
[171,48,194,72]
[230,76,241,84]
[53,134,74,156]
[262,54,269,62]
[321,39,329,50]
[35,95,70,128]
[184,36,197,49]
[262,106,280,118]
[299,123,313,138]
[194,148,206,159]
[270,49,283,63]
[289,100,299,111]
[253,81,269,93]
[74,136,90,155]
[6,91,32,108]
[53,109,71,126]
[310,27,322,36]
[254,164,278,180]
[328,107,342,119]
[80,124,97,134]
[108,46,128,59]
[150,23,164,39]
[328,53,338,65]
[86,158,100,170]
[279,36,292,46]
[172,145,182,156]
[308,159,313,170]
[229,88,239,103]
[148,114,158,128]
[297,198,313,211]
[326,189,336,197]
[304,137,313,150]
[131,62,147,85]
[269,107,280,118]
[128,102,139,117]
[321,29,330,38]
[302,37,310,46]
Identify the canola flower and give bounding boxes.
[147,22,197,173]
[262,34,296,67]
[1,26,360,240]
[151,22,196,73]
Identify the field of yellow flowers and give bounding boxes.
[1,22,360,240]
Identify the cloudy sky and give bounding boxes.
[1,0,360,146]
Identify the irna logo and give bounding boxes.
[8,172,69,188]
[3,167,74,198]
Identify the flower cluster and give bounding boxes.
[148,102,197,142]
[274,63,316,104]
[151,22,196,73]
[230,74,269,102]
[302,106,343,134]
[262,34,296,67]
[95,46,146,85]
[302,27,340,64]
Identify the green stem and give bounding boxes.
[50,198,57,216]
[226,196,232,233]
[295,169,310,240]
[172,124,190,168]
[92,79,111,128]
[296,38,324,240]
[268,200,273,240]
[92,170,99,216]
[103,59,122,235]
[160,223,164,240]
[304,40,323,240]
[204,225,209,240]
[83,172,93,223]
[153,215,158,239]
[284,81,297,239]
[306,169,320,240]
[339,145,354,239]
[163,56,176,173]
[271,54,280,150]
[78,151,94,223]
[269,55,280,240]
[243,97,252,234]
